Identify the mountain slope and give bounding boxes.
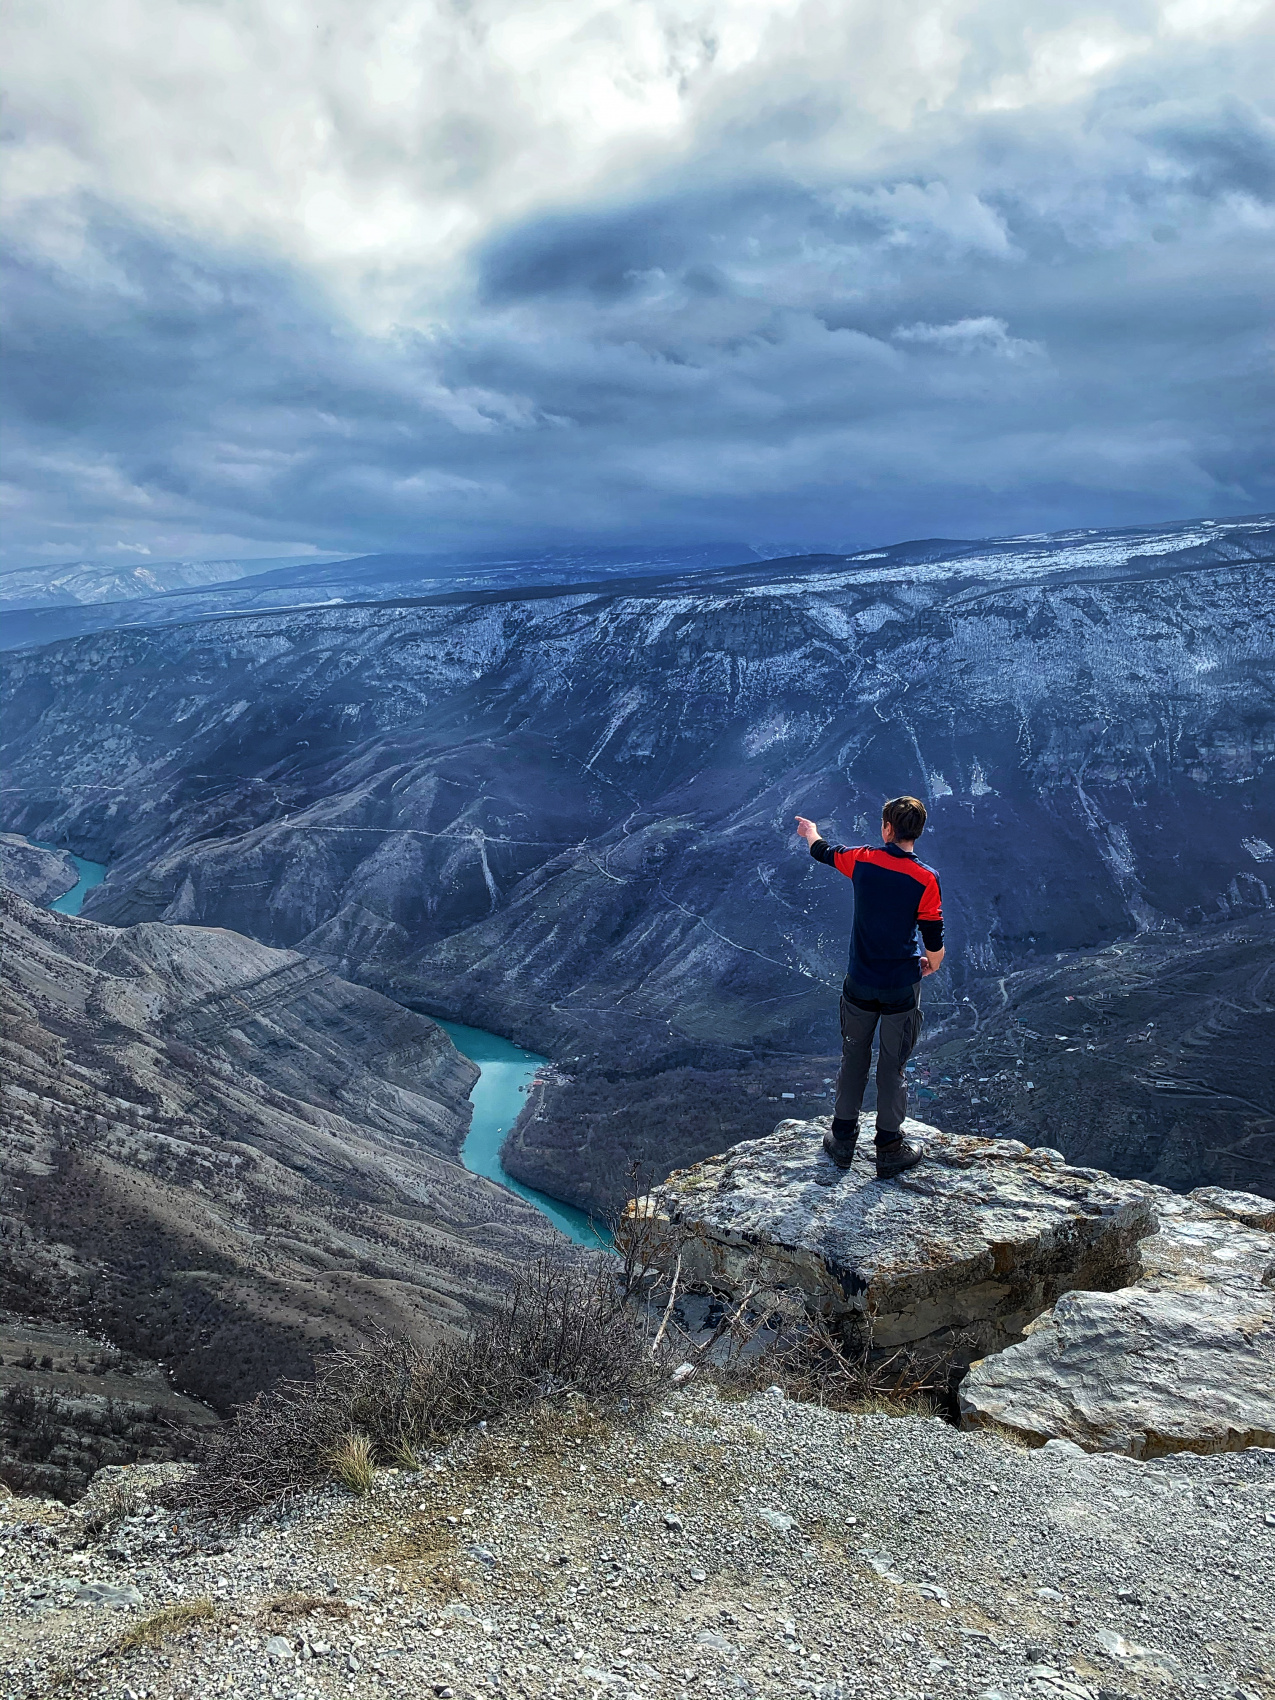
[2,515,1272,1210]
[901,910,1275,1197]
[0,890,553,1412]
[0,834,77,905]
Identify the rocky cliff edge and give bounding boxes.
[630,1118,1275,1459]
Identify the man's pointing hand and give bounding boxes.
[795,816,820,845]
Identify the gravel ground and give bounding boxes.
[3,1385,1272,1700]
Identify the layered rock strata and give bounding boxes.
[629,1117,1275,1457]
[0,834,77,905]
[0,890,555,1439]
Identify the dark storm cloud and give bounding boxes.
[3,65,1273,563]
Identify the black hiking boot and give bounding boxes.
[821,1130,858,1170]
[819,1128,860,1183]
[875,1135,924,1181]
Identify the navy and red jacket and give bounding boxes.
[809,838,943,994]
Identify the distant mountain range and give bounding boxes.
[0,542,763,647]
[2,514,1272,1212]
[0,554,349,610]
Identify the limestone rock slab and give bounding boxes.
[1136,1192,1275,1288]
[960,1184,1275,1455]
[958,1279,1275,1457]
[1188,1185,1275,1232]
[628,1118,1157,1361]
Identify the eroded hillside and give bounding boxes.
[0,892,554,1420]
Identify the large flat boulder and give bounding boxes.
[627,1118,1156,1362]
[957,1279,1275,1457]
[959,1189,1275,1455]
[626,1114,1275,1458]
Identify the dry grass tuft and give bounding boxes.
[80,1480,150,1540]
[388,1434,423,1471]
[969,1418,1038,1450]
[115,1598,215,1654]
[330,1432,375,1495]
[43,1599,217,1693]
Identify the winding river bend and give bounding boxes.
[439,1021,612,1249]
[25,839,605,1248]
[35,842,105,914]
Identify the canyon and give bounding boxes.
[2,516,1271,1216]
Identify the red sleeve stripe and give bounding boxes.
[843,847,943,918]
[827,846,942,917]
[832,846,866,877]
[915,873,942,922]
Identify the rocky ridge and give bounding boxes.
[636,1119,1275,1458]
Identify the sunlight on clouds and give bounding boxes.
[5,0,1232,323]
[6,0,789,316]
[892,317,1045,361]
[973,22,1154,114]
[1163,0,1273,35]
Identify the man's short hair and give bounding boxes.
[882,795,927,841]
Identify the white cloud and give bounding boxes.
[892,316,1045,360]
[7,0,1265,325]
[1,0,1272,563]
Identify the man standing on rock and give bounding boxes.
[795,797,944,1180]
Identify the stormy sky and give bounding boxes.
[3,0,1273,567]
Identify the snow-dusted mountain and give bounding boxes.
[0,542,760,646]
[0,554,345,609]
[2,514,1272,1209]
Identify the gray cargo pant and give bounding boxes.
[831,982,923,1147]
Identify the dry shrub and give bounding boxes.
[185,1253,661,1520]
[616,1182,970,1420]
[705,1296,958,1418]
